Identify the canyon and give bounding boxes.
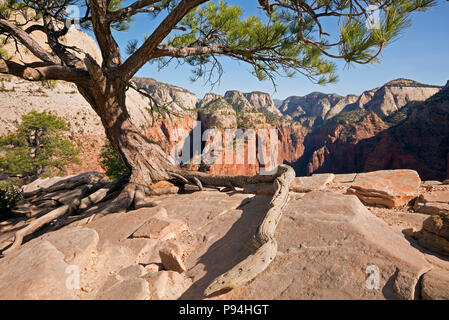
[1,27,447,181]
[1,18,449,302]
[0,72,447,181]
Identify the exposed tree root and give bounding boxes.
[78,175,129,210]
[2,164,295,294]
[23,172,105,198]
[2,197,82,256]
[168,167,281,189]
[204,164,295,296]
[2,175,129,256]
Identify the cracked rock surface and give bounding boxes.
[1,170,449,300]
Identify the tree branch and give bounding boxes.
[106,0,160,21]
[0,18,61,65]
[0,59,90,83]
[90,0,122,67]
[120,0,209,80]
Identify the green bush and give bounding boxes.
[0,181,22,218]
[100,142,130,179]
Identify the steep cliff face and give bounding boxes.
[294,112,389,176]
[222,90,282,117]
[294,82,449,180]
[132,78,198,112]
[280,92,358,120]
[198,98,237,129]
[280,79,442,122]
[195,96,307,176]
[343,79,442,116]
[361,81,449,180]
[243,91,282,116]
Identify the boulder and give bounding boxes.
[39,226,99,266]
[145,263,162,273]
[0,241,76,299]
[98,278,150,300]
[421,268,449,300]
[148,181,179,195]
[347,170,421,208]
[120,238,159,265]
[413,191,449,215]
[144,270,192,300]
[290,173,335,193]
[159,243,186,273]
[118,265,146,279]
[416,214,449,256]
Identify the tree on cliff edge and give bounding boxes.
[0,1,434,252]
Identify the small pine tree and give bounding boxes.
[0,111,80,183]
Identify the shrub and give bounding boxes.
[0,181,22,218]
[100,142,130,179]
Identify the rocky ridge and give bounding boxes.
[293,81,449,180]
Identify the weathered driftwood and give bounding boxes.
[204,164,295,296]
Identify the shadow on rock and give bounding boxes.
[179,195,271,299]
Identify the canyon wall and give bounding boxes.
[0,26,447,180]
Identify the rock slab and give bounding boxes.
[347,169,421,208]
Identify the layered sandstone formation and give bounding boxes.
[280,92,358,120]
[292,81,449,180]
[0,20,447,181]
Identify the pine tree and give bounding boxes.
[0,1,436,259]
[0,111,80,183]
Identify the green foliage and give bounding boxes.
[108,0,134,31]
[0,180,22,217]
[155,0,434,86]
[100,142,130,179]
[0,111,80,182]
[160,1,338,84]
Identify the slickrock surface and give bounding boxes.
[1,170,449,300]
[290,173,335,193]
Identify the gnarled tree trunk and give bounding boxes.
[78,75,179,190]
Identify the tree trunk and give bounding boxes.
[78,78,179,189]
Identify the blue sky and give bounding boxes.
[110,0,449,99]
